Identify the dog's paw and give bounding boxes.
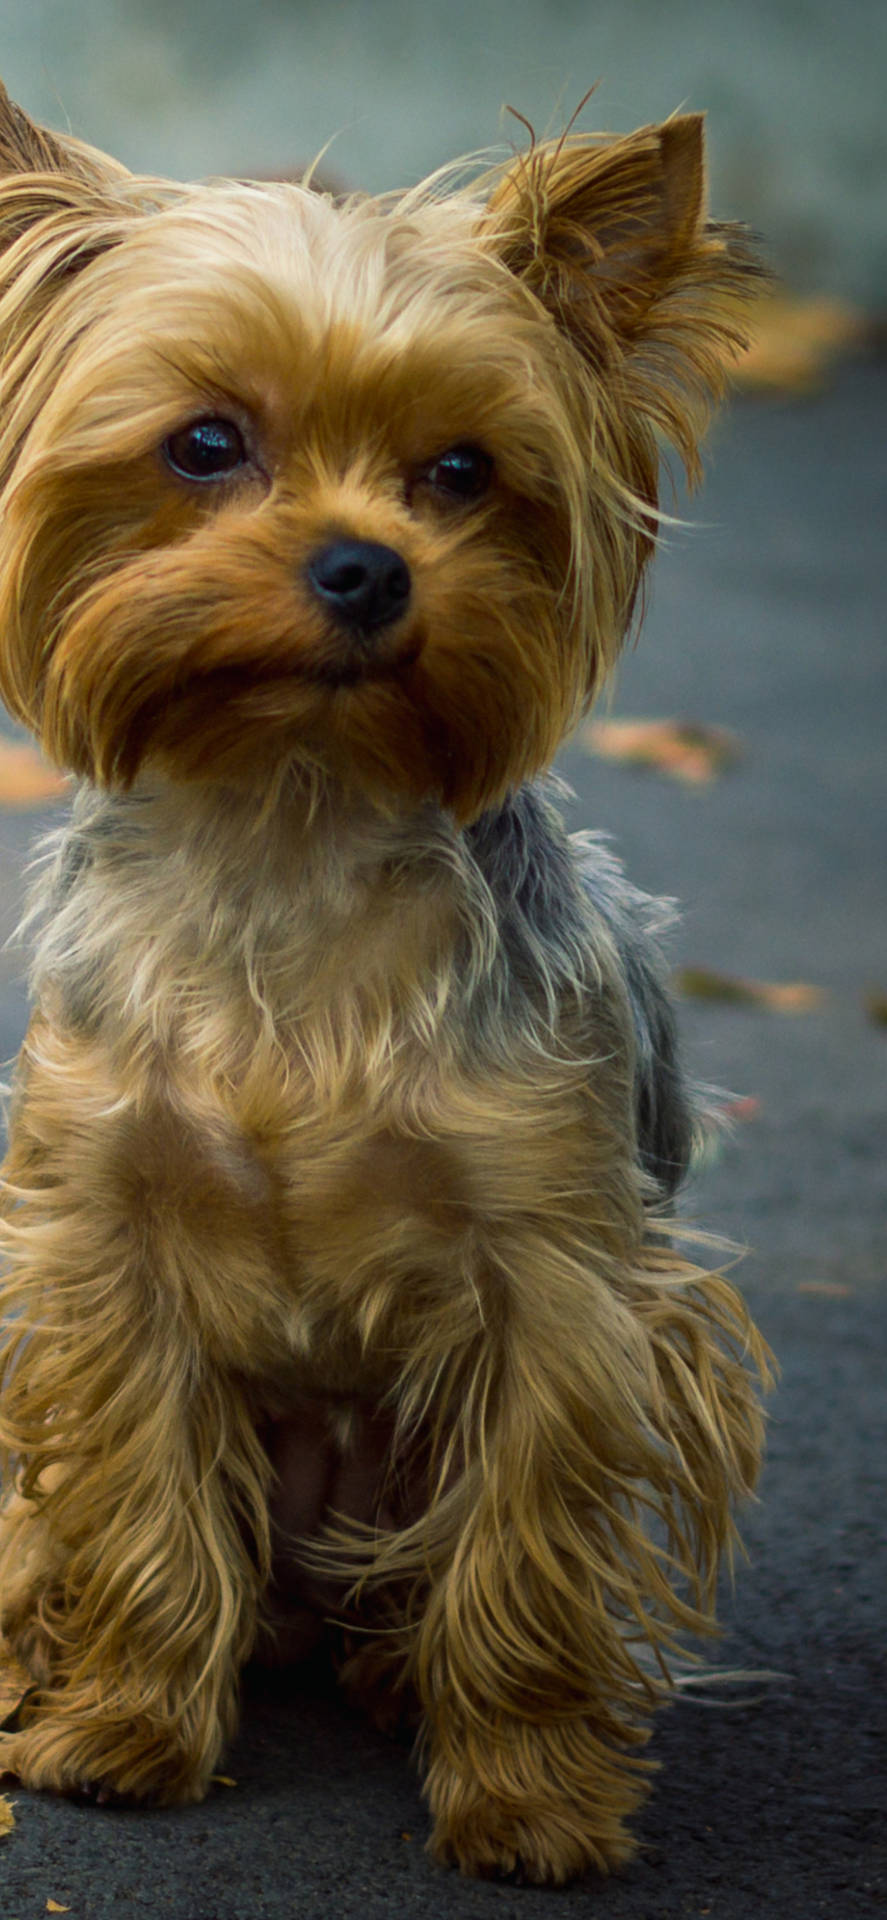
[0,1712,212,1806]
[427,1768,634,1885]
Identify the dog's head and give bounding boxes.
[0,85,759,820]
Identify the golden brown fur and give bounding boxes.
[0,81,768,1882]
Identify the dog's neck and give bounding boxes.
[135,768,475,963]
[30,767,497,1063]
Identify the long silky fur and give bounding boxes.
[0,81,768,1884]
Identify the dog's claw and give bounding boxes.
[71,1778,127,1808]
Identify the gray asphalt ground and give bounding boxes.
[0,361,884,1919]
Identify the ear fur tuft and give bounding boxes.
[0,78,76,178]
[485,113,767,483]
[0,79,130,193]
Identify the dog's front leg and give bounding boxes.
[0,1021,274,1803]
[418,1376,650,1882]
[416,1229,762,1884]
[0,1374,267,1804]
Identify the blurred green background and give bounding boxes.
[2,0,885,304]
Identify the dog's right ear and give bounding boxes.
[0,80,133,255]
[1,80,81,178]
[0,82,140,416]
[0,86,141,733]
[0,79,130,189]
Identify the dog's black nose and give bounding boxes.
[306,540,411,632]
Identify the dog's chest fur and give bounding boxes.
[21,777,633,1401]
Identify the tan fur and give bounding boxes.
[0,82,769,1882]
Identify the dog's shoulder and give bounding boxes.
[466,781,698,1198]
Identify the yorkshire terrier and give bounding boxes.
[0,82,768,1882]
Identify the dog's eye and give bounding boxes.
[163,418,247,482]
[424,444,493,501]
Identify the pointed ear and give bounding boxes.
[485,114,764,477]
[0,79,139,355]
[0,79,82,177]
[0,78,131,211]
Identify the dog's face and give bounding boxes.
[0,90,757,820]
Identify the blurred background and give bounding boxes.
[1,0,885,307]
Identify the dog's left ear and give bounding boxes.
[485,114,763,478]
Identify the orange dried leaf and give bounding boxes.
[720,1096,762,1122]
[46,1904,71,1915]
[798,1282,852,1298]
[749,981,828,1013]
[732,292,872,396]
[211,1774,238,1788]
[0,1795,15,1835]
[675,969,827,1012]
[583,718,742,783]
[0,741,68,808]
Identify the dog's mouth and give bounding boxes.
[305,626,425,690]
[171,618,426,706]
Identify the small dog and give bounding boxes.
[0,82,768,1882]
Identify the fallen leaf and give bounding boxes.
[797,1282,852,1298]
[583,717,742,783]
[675,969,827,1012]
[46,1904,71,1915]
[0,742,68,808]
[0,1795,14,1835]
[211,1774,237,1788]
[732,292,872,395]
[865,992,887,1028]
[720,1096,762,1122]
[0,1640,36,1729]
